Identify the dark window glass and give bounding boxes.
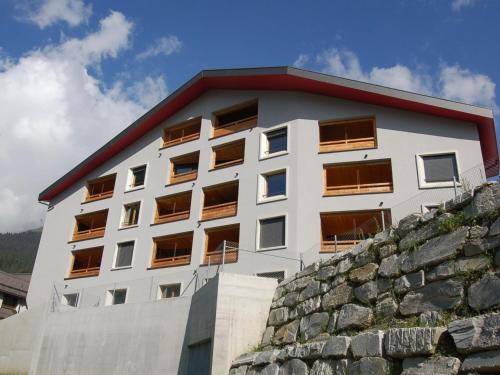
[422,154,458,182]
[265,172,286,197]
[259,217,286,248]
[111,289,127,305]
[131,166,146,187]
[115,241,134,268]
[267,129,287,154]
[160,284,181,298]
[63,293,79,307]
[174,163,197,175]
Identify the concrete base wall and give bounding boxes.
[0,273,276,375]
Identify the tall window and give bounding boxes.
[259,169,287,202]
[114,241,134,268]
[417,152,459,188]
[258,216,286,250]
[261,127,287,158]
[121,202,140,227]
[127,165,147,189]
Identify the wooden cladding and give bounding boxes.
[163,117,201,148]
[319,117,376,153]
[151,232,193,269]
[68,246,103,278]
[155,191,192,224]
[320,210,391,253]
[202,181,238,221]
[169,151,199,185]
[85,174,116,202]
[73,209,108,241]
[212,139,245,169]
[324,159,393,196]
[204,224,239,265]
[212,100,258,138]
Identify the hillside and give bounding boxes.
[0,228,42,273]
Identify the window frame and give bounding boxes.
[161,117,202,149]
[105,288,128,306]
[84,173,116,203]
[67,246,104,279]
[259,124,289,160]
[157,283,182,300]
[112,240,136,270]
[211,99,259,139]
[416,151,461,189]
[71,210,108,242]
[153,191,192,225]
[318,116,377,153]
[169,151,199,185]
[125,164,148,192]
[211,139,246,170]
[150,232,194,269]
[256,214,288,252]
[257,168,289,204]
[119,201,142,229]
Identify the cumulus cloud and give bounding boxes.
[451,0,477,11]
[296,48,496,109]
[0,11,168,232]
[136,35,182,60]
[28,0,92,28]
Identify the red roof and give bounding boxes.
[39,67,498,201]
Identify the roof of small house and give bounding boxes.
[38,66,499,202]
[0,271,30,298]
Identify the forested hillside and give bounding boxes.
[0,228,41,273]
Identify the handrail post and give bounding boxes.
[381,211,386,231]
[334,235,338,253]
[453,176,458,198]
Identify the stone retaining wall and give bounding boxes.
[230,183,500,374]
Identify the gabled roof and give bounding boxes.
[39,66,499,202]
[0,270,30,298]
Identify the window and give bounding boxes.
[151,232,193,269]
[169,152,199,185]
[158,284,181,299]
[85,174,116,202]
[163,117,201,148]
[204,224,239,265]
[256,271,286,283]
[62,293,79,307]
[106,289,127,306]
[114,241,134,269]
[68,247,103,278]
[127,165,147,190]
[417,153,459,188]
[202,181,239,221]
[324,160,393,196]
[261,127,288,158]
[320,210,391,253]
[259,169,287,202]
[319,117,376,153]
[73,210,108,241]
[258,216,286,250]
[121,202,140,228]
[154,191,192,224]
[212,139,245,169]
[2,294,18,309]
[212,100,258,138]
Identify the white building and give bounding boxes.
[28,67,498,309]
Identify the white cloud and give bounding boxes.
[451,0,477,11]
[0,11,168,232]
[136,35,182,60]
[28,0,92,28]
[293,54,309,68]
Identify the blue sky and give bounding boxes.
[0,0,498,231]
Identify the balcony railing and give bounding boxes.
[320,136,375,152]
[325,182,393,196]
[85,190,113,202]
[170,170,197,185]
[68,266,100,279]
[213,115,257,138]
[320,239,360,253]
[203,249,238,265]
[163,132,199,148]
[155,210,190,224]
[151,254,191,269]
[72,227,105,241]
[201,201,237,221]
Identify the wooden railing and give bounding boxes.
[155,210,190,224]
[72,227,105,241]
[170,170,197,185]
[325,182,393,196]
[163,132,200,148]
[151,254,191,269]
[320,136,375,152]
[213,158,244,169]
[213,115,257,138]
[321,239,360,253]
[85,190,113,202]
[68,266,100,278]
[203,249,238,265]
[201,201,237,221]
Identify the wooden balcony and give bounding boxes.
[320,240,359,253]
[325,182,393,196]
[72,227,105,241]
[68,266,100,279]
[163,132,199,148]
[170,170,198,185]
[202,201,237,221]
[203,249,238,265]
[213,115,257,138]
[319,117,376,153]
[155,210,190,224]
[320,136,375,153]
[151,254,191,269]
[84,174,116,203]
[85,191,113,202]
[163,117,201,148]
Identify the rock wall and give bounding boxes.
[230,183,500,374]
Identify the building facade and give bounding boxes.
[28,67,498,309]
[0,271,29,319]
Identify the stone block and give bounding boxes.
[460,350,500,373]
[273,320,300,345]
[349,263,379,283]
[377,278,393,294]
[316,266,336,281]
[269,307,289,326]
[455,256,490,274]
[310,359,350,375]
[394,270,425,294]
[326,312,337,334]
[376,294,398,321]
[399,215,447,251]
[354,280,378,304]
[351,330,385,358]
[401,356,460,375]
[469,225,488,239]
[255,349,280,366]
[399,279,463,316]
[283,292,300,307]
[296,296,321,317]
[448,312,500,354]
[426,261,455,282]
[349,357,389,375]
[464,183,500,219]
[378,243,397,258]
[298,280,321,302]
[419,311,442,326]
[379,253,405,278]
[336,303,373,331]
[260,363,280,375]
[261,326,275,347]
[289,341,325,359]
[401,227,468,273]
[322,336,351,358]
[321,283,353,310]
[468,272,500,311]
[397,213,422,237]
[385,327,446,358]
[232,352,258,367]
[490,217,500,236]
[229,365,248,375]
[463,236,500,256]
[334,258,353,275]
[279,359,308,375]
[300,312,329,341]
[496,250,500,268]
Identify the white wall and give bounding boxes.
[28,89,484,308]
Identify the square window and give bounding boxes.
[128,165,146,189]
[259,216,286,249]
[264,128,287,156]
[264,171,286,198]
[106,289,127,305]
[62,293,79,307]
[121,202,140,227]
[114,241,134,268]
[159,284,181,299]
[417,152,459,188]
